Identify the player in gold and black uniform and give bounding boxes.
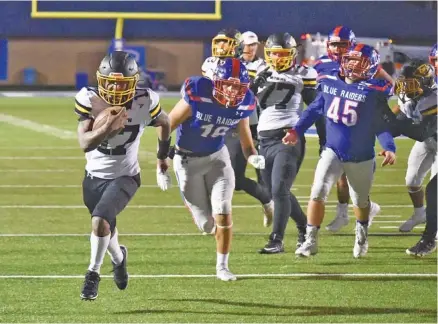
[75,51,171,300]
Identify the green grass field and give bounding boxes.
[0,97,436,323]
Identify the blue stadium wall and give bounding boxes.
[0,1,436,41]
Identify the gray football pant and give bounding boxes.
[259,136,307,241]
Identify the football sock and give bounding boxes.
[88,232,110,274]
[107,228,124,265]
[216,252,229,270]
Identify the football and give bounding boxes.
[92,106,126,138]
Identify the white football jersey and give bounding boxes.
[242,57,265,80]
[74,87,162,179]
[201,56,220,80]
[398,84,437,123]
[256,64,317,132]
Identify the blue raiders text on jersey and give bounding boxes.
[74,87,162,179]
[294,73,396,162]
[176,76,256,154]
[256,63,317,132]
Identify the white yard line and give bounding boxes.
[0,204,413,209]
[379,226,425,229]
[0,273,435,279]
[0,113,76,139]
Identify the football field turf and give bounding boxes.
[0,97,436,323]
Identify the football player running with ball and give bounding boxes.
[284,44,397,258]
[75,51,171,300]
[168,58,265,281]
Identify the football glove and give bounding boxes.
[248,154,265,170]
[156,168,171,191]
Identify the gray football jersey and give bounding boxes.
[256,64,317,132]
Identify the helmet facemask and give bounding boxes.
[213,77,249,108]
[341,54,373,81]
[96,72,139,106]
[212,36,237,58]
[264,47,297,72]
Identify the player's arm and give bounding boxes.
[302,69,326,152]
[237,117,265,169]
[237,117,258,158]
[75,90,122,152]
[169,78,197,132]
[283,91,325,145]
[374,95,397,166]
[147,92,171,160]
[168,98,193,132]
[376,66,394,84]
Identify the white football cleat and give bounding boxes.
[295,226,318,257]
[262,201,274,227]
[368,202,381,228]
[216,268,237,281]
[399,211,426,232]
[353,222,369,258]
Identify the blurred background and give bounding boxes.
[0,0,436,91]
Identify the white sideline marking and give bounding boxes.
[0,182,408,189]
[372,220,405,223]
[0,113,76,139]
[0,204,413,209]
[0,156,83,160]
[0,273,435,279]
[379,226,425,229]
[0,233,268,237]
[349,215,401,218]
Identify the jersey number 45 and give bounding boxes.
[327,97,358,127]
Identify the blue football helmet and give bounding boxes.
[327,26,357,62]
[212,58,250,107]
[340,44,380,81]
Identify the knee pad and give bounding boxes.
[406,171,425,188]
[198,217,216,234]
[351,195,370,209]
[212,199,232,215]
[310,181,331,202]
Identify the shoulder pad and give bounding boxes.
[74,87,94,119]
[147,89,162,119]
[181,76,214,104]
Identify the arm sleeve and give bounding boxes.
[294,91,325,136]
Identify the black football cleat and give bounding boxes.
[406,239,437,257]
[80,270,100,301]
[258,239,284,254]
[112,245,129,290]
[297,227,306,248]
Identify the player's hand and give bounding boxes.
[103,107,128,133]
[378,150,396,167]
[248,155,265,170]
[282,129,298,146]
[156,159,171,191]
[252,66,272,89]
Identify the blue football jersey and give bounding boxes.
[176,76,256,154]
[313,55,340,75]
[295,73,395,162]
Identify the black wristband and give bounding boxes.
[157,137,171,160]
